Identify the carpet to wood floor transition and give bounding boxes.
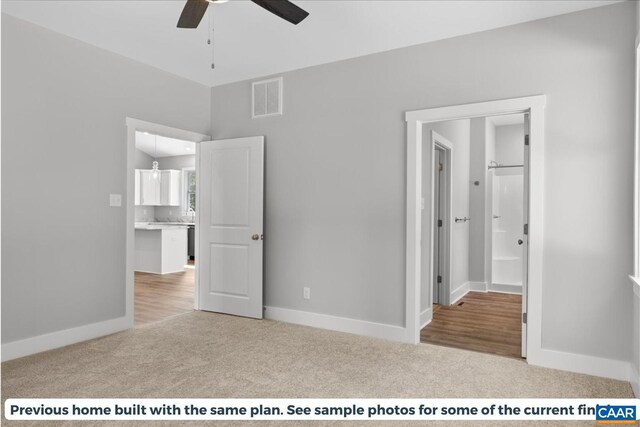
[1,311,633,427]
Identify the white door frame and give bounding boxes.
[430,131,453,307]
[405,96,547,362]
[125,118,210,328]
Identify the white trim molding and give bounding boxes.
[430,131,454,306]
[450,282,491,304]
[527,348,631,383]
[489,283,523,295]
[631,275,640,297]
[631,275,640,397]
[1,316,129,362]
[264,306,406,343]
[420,307,433,329]
[450,282,471,304]
[469,281,488,292]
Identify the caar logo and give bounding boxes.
[595,405,637,425]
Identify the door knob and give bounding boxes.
[517,239,523,245]
[251,234,260,241]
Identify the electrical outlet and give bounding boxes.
[303,287,311,300]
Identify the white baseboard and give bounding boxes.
[469,281,488,292]
[1,316,131,362]
[450,282,470,304]
[490,283,523,294]
[528,347,631,382]
[420,307,432,329]
[264,306,405,343]
[631,364,639,398]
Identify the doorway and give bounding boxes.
[133,130,199,327]
[125,121,265,330]
[419,114,527,359]
[404,95,546,361]
[125,118,210,329]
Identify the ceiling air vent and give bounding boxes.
[252,77,282,118]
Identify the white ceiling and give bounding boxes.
[136,131,196,158]
[2,0,619,87]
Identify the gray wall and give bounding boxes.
[1,14,210,343]
[135,148,154,170]
[156,154,196,171]
[421,119,470,312]
[468,118,495,286]
[211,2,635,362]
[495,124,524,169]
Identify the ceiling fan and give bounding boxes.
[177,0,310,28]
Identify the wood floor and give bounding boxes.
[134,266,195,327]
[420,291,522,359]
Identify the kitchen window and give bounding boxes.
[183,168,196,214]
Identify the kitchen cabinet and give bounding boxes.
[135,169,181,206]
[134,224,188,274]
[139,170,159,206]
[160,170,181,206]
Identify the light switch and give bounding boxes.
[110,194,122,207]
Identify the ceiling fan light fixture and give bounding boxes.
[206,0,228,3]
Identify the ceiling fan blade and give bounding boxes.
[177,0,209,28]
[250,0,309,25]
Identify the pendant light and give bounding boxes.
[152,134,160,179]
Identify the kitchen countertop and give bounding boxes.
[135,222,191,231]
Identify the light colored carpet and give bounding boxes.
[1,311,634,426]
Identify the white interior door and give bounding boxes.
[198,136,264,319]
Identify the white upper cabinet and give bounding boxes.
[136,169,181,206]
[160,170,181,206]
[139,170,160,206]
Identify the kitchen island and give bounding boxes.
[134,223,189,274]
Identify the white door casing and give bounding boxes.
[198,136,265,319]
[521,113,530,357]
[431,132,453,308]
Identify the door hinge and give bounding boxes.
[437,275,442,284]
[439,163,443,171]
[523,224,528,235]
[524,134,530,146]
[438,219,443,227]
[522,312,527,324]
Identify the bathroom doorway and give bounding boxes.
[419,113,528,359]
